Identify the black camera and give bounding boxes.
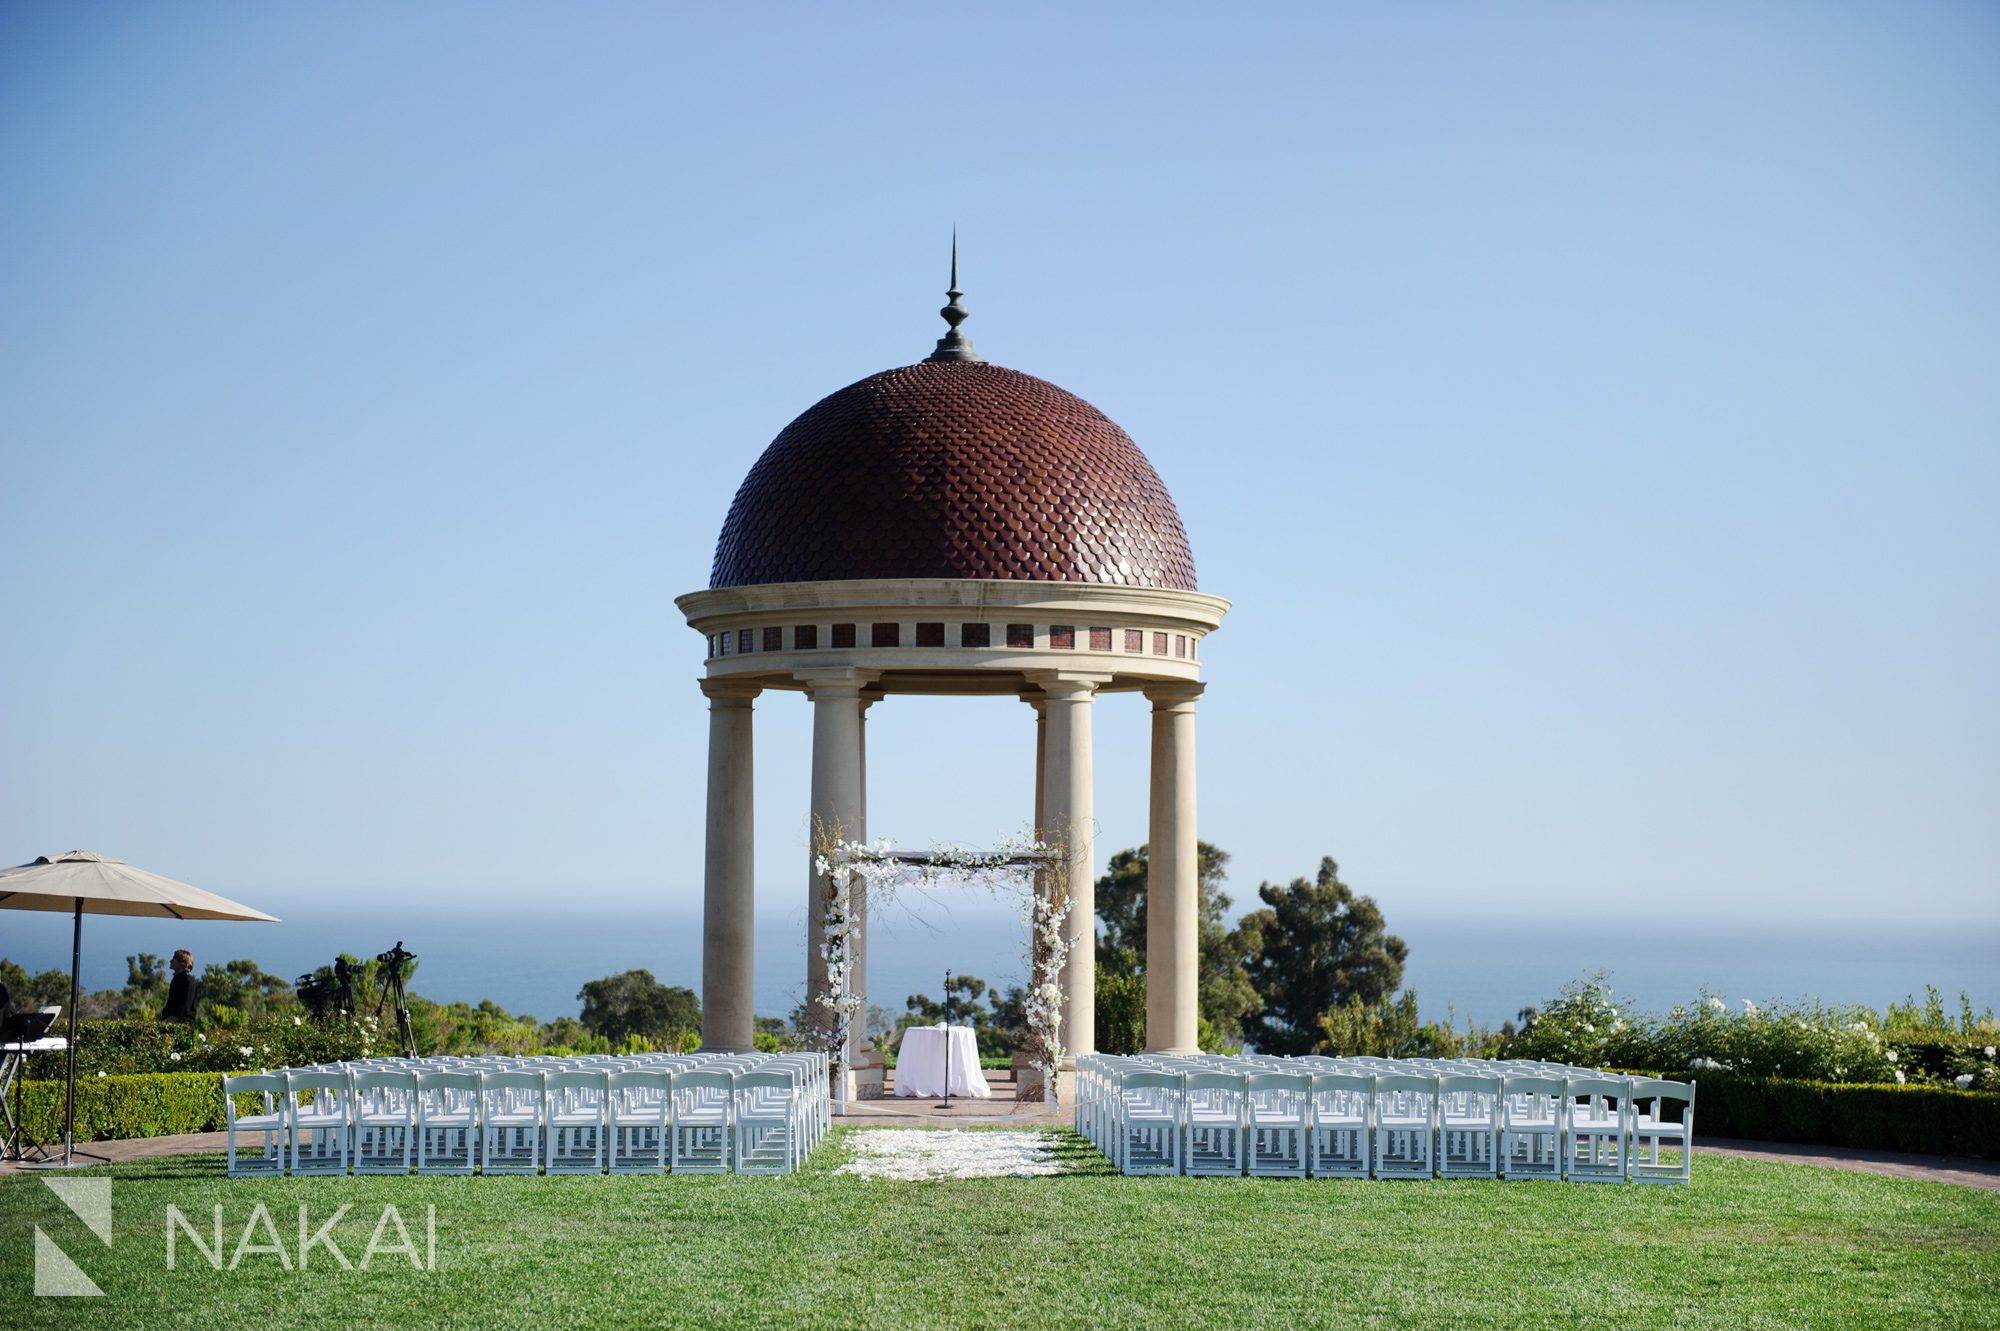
[296,973,328,1018]
[376,941,416,969]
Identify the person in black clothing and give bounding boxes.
[160,949,198,1023]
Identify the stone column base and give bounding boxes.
[1011,1052,1076,1108]
[852,1049,887,1100]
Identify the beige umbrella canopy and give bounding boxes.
[0,851,279,1166]
[0,851,281,921]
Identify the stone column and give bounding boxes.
[1037,674,1106,1059]
[699,679,761,1052]
[851,697,875,1067]
[1144,683,1205,1053]
[1021,690,1047,834]
[800,670,870,1064]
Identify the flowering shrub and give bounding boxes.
[1503,974,1910,1084]
[22,1013,378,1080]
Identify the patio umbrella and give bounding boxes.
[0,850,279,1166]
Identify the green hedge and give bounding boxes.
[13,1072,227,1144]
[1690,1074,1999,1159]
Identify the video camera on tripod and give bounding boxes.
[373,941,420,1059]
[295,972,329,1019]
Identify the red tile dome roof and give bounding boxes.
[711,360,1198,590]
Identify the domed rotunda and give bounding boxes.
[677,257,1229,1081]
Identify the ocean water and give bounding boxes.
[3,894,1994,1032]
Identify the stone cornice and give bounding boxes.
[677,578,1230,631]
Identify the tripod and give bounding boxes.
[376,943,419,1059]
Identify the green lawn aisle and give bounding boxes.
[1,1128,1995,1330]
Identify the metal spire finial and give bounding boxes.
[926,227,983,363]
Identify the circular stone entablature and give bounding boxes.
[676,577,1227,696]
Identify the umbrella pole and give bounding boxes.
[64,899,80,1165]
[34,901,107,1167]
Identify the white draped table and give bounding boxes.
[894,1024,992,1098]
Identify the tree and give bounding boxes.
[194,959,294,1022]
[1095,964,1146,1054]
[1094,841,1260,1043]
[577,969,700,1045]
[904,974,989,1027]
[899,975,1022,1059]
[1239,856,1407,1055]
[0,958,70,1009]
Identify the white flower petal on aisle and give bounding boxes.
[837,1130,1068,1181]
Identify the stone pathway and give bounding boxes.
[1694,1137,2000,1192]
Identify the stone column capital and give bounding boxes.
[699,678,763,705]
[1142,681,1206,711]
[794,667,880,700]
[1026,670,1112,702]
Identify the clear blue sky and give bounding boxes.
[4,3,1995,957]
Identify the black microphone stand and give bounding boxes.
[935,969,953,1111]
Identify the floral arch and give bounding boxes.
[812,825,1072,1106]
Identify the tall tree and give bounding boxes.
[1094,841,1259,1044]
[1239,856,1407,1055]
[577,969,701,1045]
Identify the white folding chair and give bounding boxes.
[351,1069,418,1174]
[479,1069,545,1175]
[671,1069,734,1173]
[1308,1071,1372,1179]
[1244,1071,1311,1178]
[733,1070,801,1175]
[415,1069,480,1175]
[1182,1070,1246,1177]
[607,1069,671,1174]
[1499,1074,1565,1180]
[1565,1076,1630,1183]
[285,1070,350,1176]
[544,1070,608,1174]
[1436,1073,1500,1179]
[1113,1071,1183,1176]
[224,1073,286,1177]
[1372,1073,1437,1179]
[1628,1078,1695,1185]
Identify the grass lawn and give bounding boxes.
[2,1128,1996,1329]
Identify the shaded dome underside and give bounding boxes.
[711,361,1197,591]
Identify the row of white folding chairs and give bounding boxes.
[229,1054,827,1177]
[224,1052,827,1177]
[294,1051,832,1148]
[1081,1054,1633,1144]
[1076,1055,1694,1183]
